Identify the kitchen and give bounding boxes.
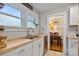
[0,3,79,56]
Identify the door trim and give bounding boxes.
[47,11,68,55]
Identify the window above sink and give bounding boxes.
[27,15,35,28]
[27,15,39,29]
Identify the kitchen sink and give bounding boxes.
[26,35,40,39]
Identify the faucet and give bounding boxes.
[27,28,30,38]
[27,28,34,38]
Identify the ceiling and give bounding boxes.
[31,3,76,13]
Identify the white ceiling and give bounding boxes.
[31,3,76,13]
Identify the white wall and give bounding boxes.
[39,13,47,35]
[2,3,40,40]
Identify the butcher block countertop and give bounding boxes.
[0,35,46,55]
[0,39,32,55]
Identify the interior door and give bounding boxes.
[48,15,64,52]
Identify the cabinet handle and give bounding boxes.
[39,44,41,48]
[18,49,24,54]
[71,44,73,48]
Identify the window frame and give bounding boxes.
[27,15,36,28]
[0,4,22,28]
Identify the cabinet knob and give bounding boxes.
[39,44,41,48]
[18,49,24,54]
[71,44,73,48]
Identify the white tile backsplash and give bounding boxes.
[68,25,78,31]
[67,25,78,36]
[1,28,39,40]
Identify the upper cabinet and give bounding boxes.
[69,4,79,25]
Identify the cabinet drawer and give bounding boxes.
[68,39,78,49]
[68,49,78,56]
[68,39,79,56]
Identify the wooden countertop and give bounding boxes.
[0,39,32,55]
[0,35,46,55]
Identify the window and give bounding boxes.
[0,4,22,27]
[27,15,35,28]
[0,14,21,27]
[28,15,34,22]
[27,22,35,28]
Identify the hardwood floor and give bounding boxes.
[45,50,63,56]
[50,40,63,52]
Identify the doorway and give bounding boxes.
[48,15,64,52]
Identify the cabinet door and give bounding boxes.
[68,39,78,56]
[39,39,44,56]
[18,43,33,56]
[69,5,79,25]
[33,40,40,56]
[33,38,44,56]
[24,48,33,56]
[18,48,32,56]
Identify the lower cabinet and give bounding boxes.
[2,42,33,56]
[33,39,40,56]
[2,38,44,56]
[33,38,44,56]
[39,38,44,56]
[68,39,79,56]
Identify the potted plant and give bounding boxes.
[33,21,38,29]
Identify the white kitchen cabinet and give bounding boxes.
[68,39,79,56]
[33,40,40,56]
[39,38,44,56]
[2,42,33,56]
[2,37,44,56]
[69,4,79,25]
[33,38,44,56]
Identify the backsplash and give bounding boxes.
[67,25,78,35]
[68,25,78,31]
[1,28,39,40]
[4,28,27,40]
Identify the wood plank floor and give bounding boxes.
[50,44,63,52]
[50,41,63,52]
[45,50,63,56]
